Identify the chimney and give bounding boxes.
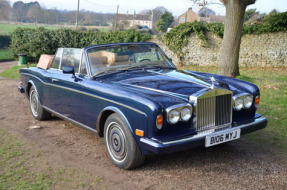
[188,7,192,11]
[127,11,129,16]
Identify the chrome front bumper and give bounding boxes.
[139,115,267,154]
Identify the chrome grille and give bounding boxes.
[196,94,232,131]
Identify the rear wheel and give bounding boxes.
[29,86,51,120]
[104,113,145,169]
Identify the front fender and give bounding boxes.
[27,80,41,102]
[97,106,148,137]
[97,106,133,134]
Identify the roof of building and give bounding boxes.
[178,7,196,18]
[117,14,151,21]
[200,15,225,23]
[178,7,225,24]
[209,15,225,23]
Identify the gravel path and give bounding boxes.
[0,74,286,189]
[0,61,17,73]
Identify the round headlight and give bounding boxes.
[244,96,253,109]
[234,98,243,111]
[168,110,180,124]
[180,107,192,121]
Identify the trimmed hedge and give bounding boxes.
[9,27,151,61]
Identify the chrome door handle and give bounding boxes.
[52,78,59,82]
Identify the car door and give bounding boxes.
[47,48,84,123]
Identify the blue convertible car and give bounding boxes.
[18,42,267,169]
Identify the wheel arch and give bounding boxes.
[26,80,38,99]
[26,81,33,98]
[97,106,133,137]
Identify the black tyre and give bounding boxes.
[29,86,51,121]
[104,113,145,169]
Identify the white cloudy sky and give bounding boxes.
[10,0,287,16]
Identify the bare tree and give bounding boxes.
[0,0,12,20]
[191,0,256,77]
[152,6,168,23]
[27,3,42,23]
[138,9,152,15]
[12,1,26,22]
[119,20,131,31]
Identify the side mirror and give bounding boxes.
[63,66,75,75]
[63,66,78,79]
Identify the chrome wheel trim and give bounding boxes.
[30,89,39,117]
[105,122,127,163]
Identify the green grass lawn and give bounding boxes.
[0,64,36,79]
[0,23,63,35]
[0,49,12,61]
[0,129,103,189]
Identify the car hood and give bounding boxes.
[100,69,234,103]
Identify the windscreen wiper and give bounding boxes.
[93,69,124,78]
[123,65,176,71]
[142,65,176,70]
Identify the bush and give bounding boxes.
[243,11,287,35]
[9,27,151,61]
[163,22,209,61]
[207,23,224,38]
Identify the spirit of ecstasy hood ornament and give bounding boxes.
[210,77,216,89]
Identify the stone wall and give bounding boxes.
[152,31,287,67]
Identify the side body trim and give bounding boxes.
[43,106,98,134]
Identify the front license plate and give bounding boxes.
[205,129,241,147]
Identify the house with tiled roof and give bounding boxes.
[116,12,153,29]
[178,7,225,24]
[178,7,200,23]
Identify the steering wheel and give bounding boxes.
[139,58,151,62]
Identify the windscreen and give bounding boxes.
[86,44,174,76]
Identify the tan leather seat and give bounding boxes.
[112,55,130,66]
[88,51,130,68]
[89,53,108,74]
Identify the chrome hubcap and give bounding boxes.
[30,90,39,117]
[106,122,126,162]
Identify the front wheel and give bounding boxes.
[29,86,51,121]
[104,113,145,169]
